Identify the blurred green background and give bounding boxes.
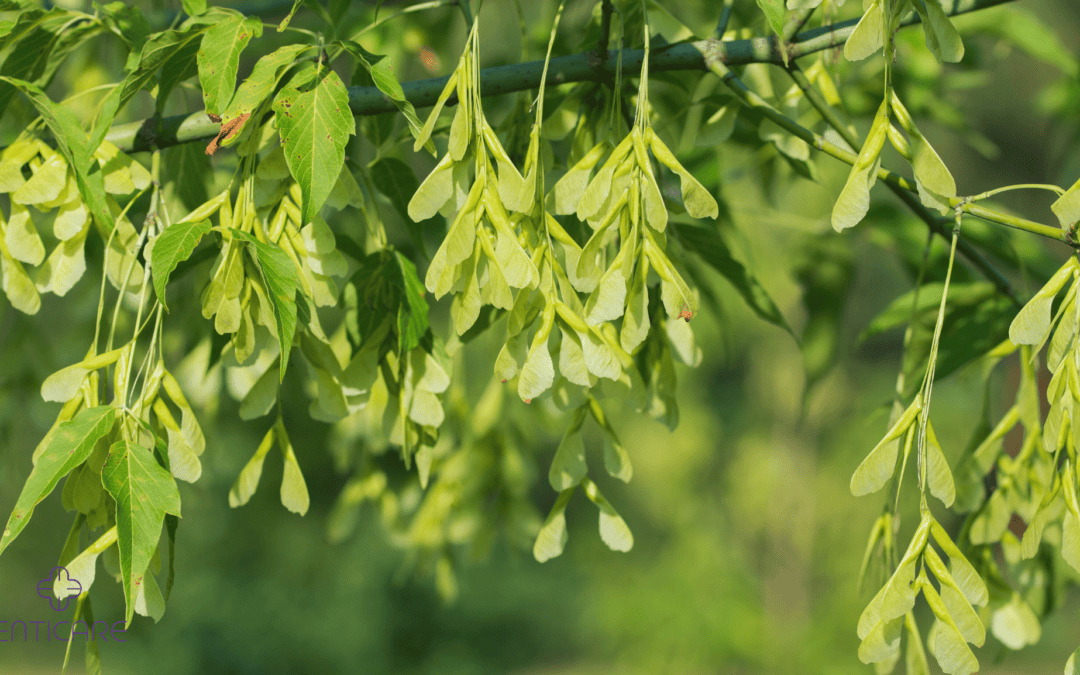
[2,0,1080,673]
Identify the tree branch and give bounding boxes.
[699,50,1066,244]
[782,7,816,43]
[786,64,1020,304]
[105,0,1019,154]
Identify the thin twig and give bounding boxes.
[786,64,1020,304]
[716,0,735,36]
[782,7,816,43]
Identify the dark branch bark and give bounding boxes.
[105,0,1017,153]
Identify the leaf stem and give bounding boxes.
[916,212,962,497]
[967,183,1067,200]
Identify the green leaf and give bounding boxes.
[277,425,309,516]
[859,282,996,341]
[674,223,792,333]
[337,40,434,155]
[229,427,275,507]
[850,395,921,496]
[197,15,263,115]
[925,421,956,508]
[155,32,203,114]
[274,69,356,224]
[0,8,74,121]
[1009,259,1076,345]
[990,594,1042,650]
[0,77,114,238]
[832,99,888,231]
[150,220,211,311]
[929,518,988,607]
[582,478,634,552]
[234,231,298,381]
[388,250,429,353]
[370,157,426,250]
[408,153,455,223]
[924,546,985,646]
[1052,177,1080,229]
[277,0,303,32]
[584,259,627,325]
[755,0,786,38]
[0,406,115,556]
[551,142,607,216]
[914,0,964,63]
[162,143,212,213]
[1066,645,1079,675]
[549,407,587,491]
[923,586,980,675]
[533,487,574,562]
[182,0,207,15]
[100,440,182,626]
[845,0,884,61]
[221,43,312,140]
[647,129,719,220]
[115,26,207,112]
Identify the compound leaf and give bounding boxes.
[100,440,181,626]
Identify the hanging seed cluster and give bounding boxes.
[0,137,150,312]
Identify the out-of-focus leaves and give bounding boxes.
[795,235,854,387]
[674,223,791,334]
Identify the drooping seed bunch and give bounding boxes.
[0,136,150,313]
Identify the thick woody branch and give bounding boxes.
[105,0,1017,153]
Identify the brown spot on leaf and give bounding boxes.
[205,113,251,155]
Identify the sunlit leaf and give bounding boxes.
[582,478,633,552]
[0,406,114,556]
[101,440,181,626]
[533,487,574,562]
[197,15,262,115]
[274,69,355,224]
